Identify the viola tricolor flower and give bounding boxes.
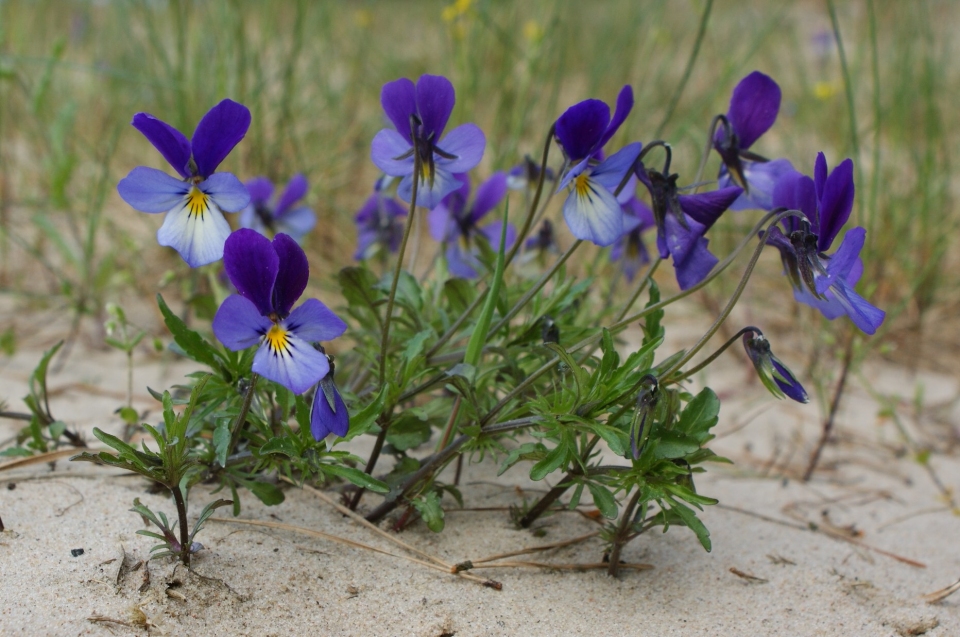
[555,86,641,246]
[636,163,743,290]
[212,229,347,394]
[525,219,559,254]
[371,74,486,209]
[354,176,407,260]
[310,351,349,441]
[609,188,655,282]
[117,99,251,267]
[765,153,885,334]
[742,329,808,403]
[427,172,515,278]
[506,155,555,191]
[238,174,316,242]
[714,71,794,211]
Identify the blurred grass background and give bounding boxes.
[0,0,957,374]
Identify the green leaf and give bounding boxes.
[529,442,567,481]
[663,483,718,507]
[338,267,382,312]
[402,329,432,363]
[545,342,588,403]
[213,419,231,466]
[247,481,285,506]
[465,203,508,366]
[156,294,224,372]
[498,442,544,476]
[118,407,140,425]
[675,388,720,436]
[259,435,299,459]
[642,280,665,346]
[322,464,389,493]
[590,424,626,457]
[343,385,389,441]
[385,417,432,451]
[654,431,701,459]
[586,482,618,519]
[412,491,445,533]
[443,278,476,314]
[666,497,712,552]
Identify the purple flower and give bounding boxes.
[371,75,486,209]
[609,186,655,282]
[555,87,640,246]
[525,219,559,254]
[742,330,808,403]
[354,176,407,260]
[506,155,556,191]
[427,172,516,279]
[636,164,743,290]
[765,153,885,334]
[310,352,349,440]
[212,229,347,394]
[713,72,791,211]
[238,174,316,243]
[117,99,252,267]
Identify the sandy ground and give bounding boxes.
[2,324,960,636]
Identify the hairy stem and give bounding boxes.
[607,487,643,577]
[803,333,855,481]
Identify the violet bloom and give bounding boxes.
[525,219,559,254]
[742,329,808,403]
[212,229,347,394]
[238,174,316,242]
[427,172,516,279]
[713,71,793,211]
[371,75,486,209]
[506,155,556,191]
[765,153,885,335]
[636,163,743,290]
[117,99,251,267]
[311,352,349,440]
[354,176,407,260]
[609,188,655,282]
[555,86,642,246]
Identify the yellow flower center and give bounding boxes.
[186,186,209,219]
[265,324,291,356]
[574,173,591,198]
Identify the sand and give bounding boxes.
[2,325,959,636]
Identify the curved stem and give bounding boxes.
[664,326,759,385]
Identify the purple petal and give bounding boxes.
[814,152,828,202]
[370,128,414,176]
[817,158,855,252]
[427,204,457,242]
[446,243,480,279]
[591,143,643,191]
[678,186,743,231]
[311,380,349,439]
[818,227,864,294]
[794,286,846,320]
[157,197,232,267]
[131,113,192,179]
[276,206,316,241]
[245,177,274,206]
[771,357,809,403]
[270,233,310,316]
[201,172,251,212]
[723,158,795,211]
[117,166,189,213]
[663,213,707,266]
[441,173,471,218]
[772,170,818,231]
[469,172,507,223]
[727,71,781,149]
[381,78,417,144]
[354,229,379,260]
[354,194,380,226]
[276,174,308,217]
[830,279,885,335]
[672,236,718,290]
[253,332,329,395]
[284,298,347,343]
[435,124,486,173]
[556,99,610,161]
[212,295,272,350]
[416,74,455,140]
[191,99,251,178]
[238,204,261,233]
[561,176,623,247]
[479,221,517,252]
[223,228,278,315]
[397,168,462,210]
[596,85,634,151]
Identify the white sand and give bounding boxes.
[2,329,959,636]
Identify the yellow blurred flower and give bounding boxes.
[813,80,838,100]
[442,0,473,22]
[523,20,543,44]
[354,9,372,29]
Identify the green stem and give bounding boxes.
[172,483,191,566]
[664,326,759,385]
[606,487,643,577]
[226,373,259,461]
[654,0,714,137]
[827,0,864,225]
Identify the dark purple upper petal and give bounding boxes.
[223,228,278,316]
[816,157,854,252]
[276,174,308,217]
[469,171,507,223]
[813,151,828,202]
[555,99,610,162]
[678,186,743,231]
[727,71,781,149]
[131,113,192,179]
[772,170,817,232]
[246,177,274,206]
[191,99,251,178]
[595,85,634,151]
[771,357,809,403]
[442,174,471,220]
[416,74,455,141]
[381,78,417,144]
[271,233,309,316]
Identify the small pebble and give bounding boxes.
[71,548,85,557]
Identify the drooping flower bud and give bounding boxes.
[629,375,659,460]
[742,330,808,403]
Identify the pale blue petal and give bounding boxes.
[561,177,623,247]
[284,298,347,342]
[117,167,189,213]
[435,123,486,173]
[253,332,330,395]
[371,129,414,176]
[201,172,250,212]
[157,195,232,267]
[212,295,272,350]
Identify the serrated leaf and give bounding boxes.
[676,388,720,436]
[590,424,626,457]
[338,267,381,312]
[412,491,445,532]
[402,330,432,363]
[156,294,224,371]
[322,464,389,493]
[586,482,618,519]
[665,497,711,552]
[529,442,567,481]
